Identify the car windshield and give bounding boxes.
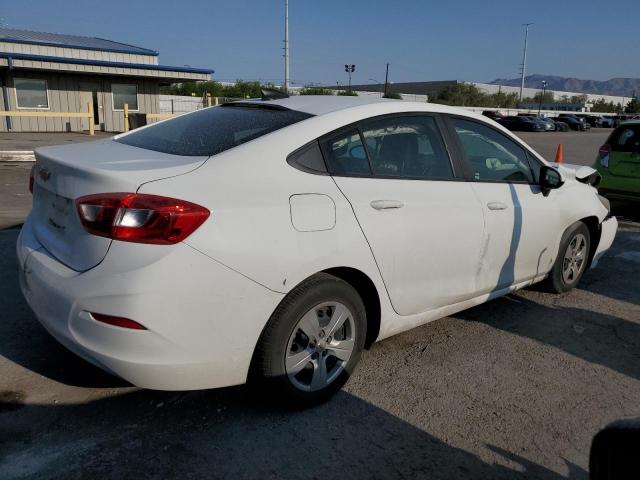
[115,104,313,156]
[611,125,640,153]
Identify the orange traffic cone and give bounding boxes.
[555,144,564,163]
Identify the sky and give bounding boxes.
[2,0,640,86]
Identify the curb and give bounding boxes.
[0,151,35,162]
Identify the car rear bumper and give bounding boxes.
[591,217,618,268]
[17,216,283,390]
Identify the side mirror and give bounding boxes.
[539,165,564,192]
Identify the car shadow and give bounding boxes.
[0,386,585,479]
[455,294,640,382]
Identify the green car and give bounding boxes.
[594,120,640,200]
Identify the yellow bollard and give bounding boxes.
[87,102,94,136]
[124,103,129,132]
[207,93,212,108]
[214,97,219,106]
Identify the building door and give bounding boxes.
[79,82,102,131]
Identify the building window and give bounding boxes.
[112,83,138,111]
[14,78,49,109]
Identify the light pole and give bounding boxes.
[284,0,290,92]
[538,80,547,116]
[519,23,533,101]
[345,64,355,92]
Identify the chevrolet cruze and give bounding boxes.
[18,95,617,405]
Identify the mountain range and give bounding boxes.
[490,74,640,97]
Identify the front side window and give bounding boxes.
[112,83,138,111]
[15,78,48,109]
[451,118,535,183]
[360,116,453,179]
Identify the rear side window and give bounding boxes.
[611,125,640,152]
[452,118,535,183]
[116,105,312,156]
[323,129,371,175]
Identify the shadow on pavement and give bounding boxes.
[457,294,640,382]
[0,386,584,479]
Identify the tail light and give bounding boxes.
[29,164,35,193]
[598,144,611,167]
[76,193,209,244]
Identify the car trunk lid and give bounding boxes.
[31,139,208,271]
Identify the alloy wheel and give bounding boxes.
[562,233,587,284]
[285,301,356,392]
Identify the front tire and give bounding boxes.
[250,273,367,407]
[545,222,591,293]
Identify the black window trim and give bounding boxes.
[441,114,544,186]
[315,112,466,182]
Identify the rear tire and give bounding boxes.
[544,222,591,293]
[250,273,366,408]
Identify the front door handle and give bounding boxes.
[487,201,508,211]
[370,200,405,210]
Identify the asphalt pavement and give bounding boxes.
[0,130,639,479]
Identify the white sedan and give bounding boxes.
[18,94,617,406]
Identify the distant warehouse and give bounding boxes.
[0,28,213,133]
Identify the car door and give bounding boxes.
[446,116,564,294]
[322,114,485,316]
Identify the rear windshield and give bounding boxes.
[115,104,313,156]
[611,125,640,152]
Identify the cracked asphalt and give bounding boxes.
[1,131,639,479]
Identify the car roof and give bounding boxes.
[230,95,483,118]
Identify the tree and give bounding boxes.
[625,98,640,113]
[337,90,358,96]
[299,87,334,95]
[591,98,622,113]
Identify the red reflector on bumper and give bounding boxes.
[91,312,147,330]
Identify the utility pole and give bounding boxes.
[284,0,290,92]
[519,23,533,101]
[384,63,389,97]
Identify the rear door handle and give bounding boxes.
[487,201,508,211]
[370,200,405,210]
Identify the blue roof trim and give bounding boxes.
[0,28,158,56]
[0,52,214,75]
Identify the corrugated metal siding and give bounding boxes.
[0,42,158,65]
[3,72,160,133]
[9,58,209,81]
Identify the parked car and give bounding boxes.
[538,116,558,131]
[577,115,602,128]
[593,120,640,201]
[551,119,570,132]
[552,116,584,131]
[600,116,616,128]
[18,96,617,406]
[496,115,544,132]
[559,114,589,131]
[516,114,554,131]
[482,110,506,120]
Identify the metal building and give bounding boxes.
[0,28,213,133]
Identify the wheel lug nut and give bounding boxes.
[319,330,325,338]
